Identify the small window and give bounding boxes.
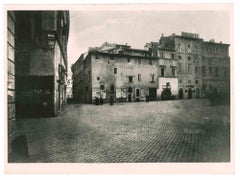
[129,76,133,83]
[179,79,182,83]
[188,56,191,61]
[128,87,133,93]
[138,74,141,81]
[195,67,198,74]
[161,68,165,77]
[172,68,176,77]
[187,64,192,73]
[100,84,105,90]
[188,80,191,84]
[171,53,175,59]
[178,55,182,60]
[97,77,100,80]
[187,44,190,48]
[151,74,155,82]
[195,80,198,84]
[114,68,117,74]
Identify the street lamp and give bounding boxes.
[42,32,56,51]
[46,33,56,50]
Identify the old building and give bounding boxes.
[201,40,230,98]
[159,32,203,99]
[72,32,230,103]
[71,42,159,103]
[13,11,70,117]
[144,42,178,98]
[7,10,70,158]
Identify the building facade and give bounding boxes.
[72,32,230,103]
[13,11,70,117]
[7,10,70,157]
[201,40,230,98]
[72,42,160,103]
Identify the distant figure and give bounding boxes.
[95,97,99,105]
[100,97,103,105]
[110,95,114,105]
[146,95,149,103]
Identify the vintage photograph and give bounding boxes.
[6,4,232,167]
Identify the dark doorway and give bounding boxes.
[188,88,193,99]
[178,88,183,99]
[149,88,157,100]
[136,89,140,97]
[128,93,132,102]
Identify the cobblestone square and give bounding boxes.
[13,99,230,163]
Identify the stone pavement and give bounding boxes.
[12,99,230,163]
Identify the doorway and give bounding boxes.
[188,88,193,99]
[128,93,132,102]
[178,88,183,99]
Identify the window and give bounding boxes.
[188,80,192,84]
[129,76,133,83]
[178,63,183,73]
[151,74,155,82]
[149,59,153,65]
[171,53,175,59]
[202,66,206,76]
[100,84,105,90]
[178,55,182,60]
[97,77,100,80]
[172,68,176,77]
[161,68,165,76]
[187,44,191,48]
[195,80,198,84]
[194,54,198,60]
[179,79,182,83]
[128,87,133,93]
[114,68,117,74]
[187,64,192,73]
[188,56,191,61]
[195,67,198,74]
[138,74,141,81]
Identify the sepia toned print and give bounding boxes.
[5,4,233,174]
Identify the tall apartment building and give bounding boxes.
[201,40,230,97]
[7,10,70,157]
[159,32,204,99]
[13,11,70,117]
[72,42,163,103]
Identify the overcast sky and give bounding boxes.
[67,8,230,73]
